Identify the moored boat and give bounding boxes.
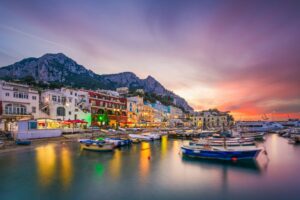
[104,138,131,147]
[239,132,265,140]
[141,132,161,140]
[15,140,31,145]
[189,139,255,147]
[181,145,262,161]
[0,141,4,148]
[80,140,115,152]
[129,134,153,141]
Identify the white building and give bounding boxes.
[40,88,91,125]
[0,81,39,131]
[116,87,129,95]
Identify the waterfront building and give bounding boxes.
[191,112,204,128]
[144,101,169,126]
[192,109,233,129]
[139,103,155,126]
[0,81,39,131]
[126,96,139,127]
[88,90,127,128]
[168,105,183,119]
[40,88,91,125]
[127,96,154,127]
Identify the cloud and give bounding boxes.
[1,0,300,119]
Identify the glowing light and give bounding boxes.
[35,144,56,187]
[95,163,105,177]
[109,150,122,180]
[161,135,168,158]
[60,147,73,189]
[139,142,151,183]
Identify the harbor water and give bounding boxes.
[0,134,300,200]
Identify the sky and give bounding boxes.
[0,0,300,120]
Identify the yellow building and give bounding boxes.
[192,109,233,129]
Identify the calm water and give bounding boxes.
[1,134,300,200]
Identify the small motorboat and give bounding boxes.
[15,140,31,145]
[104,138,131,147]
[181,145,262,161]
[129,134,153,141]
[80,140,114,152]
[0,141,4,148]
[240,132,265,140]
[141,132,161,140]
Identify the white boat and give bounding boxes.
[142,132,161,140]
[190,139,255,147]
[236,121,283,132]
[129,134,153,141]
[240,132,265,140]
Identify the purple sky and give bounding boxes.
[0,0,300,120]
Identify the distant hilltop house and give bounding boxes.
[0,80,186,131]
[191,109,234,129]
[135,89,144,94]
[116,87,129,95]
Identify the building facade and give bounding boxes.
[88,90,127,128]
[40,88,91,125]
[192,109,233,129]
[0,81,39,131]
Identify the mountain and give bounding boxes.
[0,53,193,112]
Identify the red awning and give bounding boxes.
[64,119,88,124]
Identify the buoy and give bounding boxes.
[231,157,238,161]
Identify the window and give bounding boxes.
[70,91,73,95]
[5,93,9,97]
[69,97,72,103]
[32,106,36,113]
[57,107,65,116]
[29,121,37,130]
[57,96,61,103]
[32,96,36,100]
[75,93,77,96]
[13,92,28,99]
[5,104,27,115]
[69,111,72,115]
[52,95,57,102]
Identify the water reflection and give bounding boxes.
[139,142,151,183]
[109,150,122,180]
[60,147,73,189]
[181,157,262,175]
[161,135,168,158]
[35,144,73,189]
[95,163,105,177]
[35,144,56,187]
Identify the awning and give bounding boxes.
[64,119,88,124]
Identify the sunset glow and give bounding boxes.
[1,0,299,119]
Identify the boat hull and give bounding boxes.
[181,147,261,160]
[81,143,114,152]
[189,141,255,147]
[105,138,132,147]
[15,140,31,145]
